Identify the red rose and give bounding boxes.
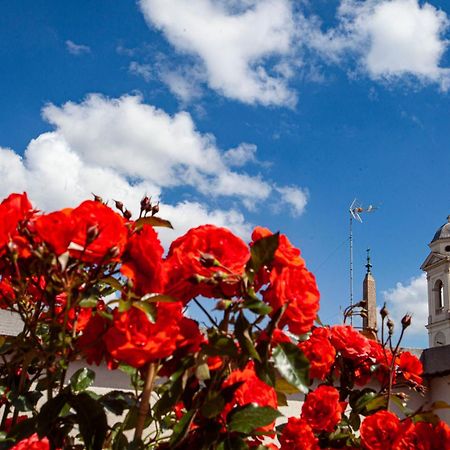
[330,325,371,360]
[0,278,15,309]
[279,417,319,450]
[393,419,450,450]
[34,209,75,255]
[251,226,304,268]
[222,363,278,432]
[69,200,128,263]
[121,225,166,295]
[0,192,33,256]
[396,351,423,385]
[360,410,400,450]
[105,302,182,367]
[299,327,335,380]
[165,225,250,303]
[263,265,320,335]
[10,433,50,450]
[301,385,343,433]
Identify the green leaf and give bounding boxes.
[99,390,136,415]
[100,276,123,291]
[141,293,178,303]
[204,335,239,358]
[235,312,261,362]
[242,298,272,315]
[68,392,108,450]
[70,368,96,393]
[217,435,249,450]
[228,404,281,434]
[37,391,70,436]
[132,301,157,323]
[169,410,195,447]
[349,411,361,431]
[79,297,99,308]
[201,392,226,419]
[273,343,309,394]
[246,233,279,282]
[135,216,173,230]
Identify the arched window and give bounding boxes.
[434,280,444,312]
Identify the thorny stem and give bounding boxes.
[193,297,218,327]
[386,327,406,411]
[134,362,158,442]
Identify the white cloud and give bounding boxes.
[223,143,257,167]
[383,273,428,338]
[276,185,309,217]
[313,0,450,88]
[65,40,91,55]
[0,94,307,239]
[139,0,298,106]
[129,61,153,81]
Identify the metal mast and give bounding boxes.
[348,199,376,325]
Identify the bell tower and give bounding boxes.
[421,216,450,347]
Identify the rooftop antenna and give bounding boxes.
[348,199,377,325]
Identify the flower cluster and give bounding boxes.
[0,192,447,450]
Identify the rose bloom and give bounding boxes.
[69,200,128,263]
[105,302,184,368]
[222,363,278,432]
[393,419,450,450]
[251,227,304,268]
[330,325,371,360]
[164,225,250,303]
[10,433,50,450]
[34,209,75,255]
[299,327,335,380]
[121,225,166,295]
[301,385,343,433]
[263,265,320,335]
[0,192,34,257]
[396,351,423,385]
[279,417,319,450]
[360,410,400,450]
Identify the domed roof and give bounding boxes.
[432,216,450,243]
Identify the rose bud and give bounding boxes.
[401,314,412,330]
[86,224,100,244]
[114,200,124,212]
[380,302,389,319]
[124,209,132,220]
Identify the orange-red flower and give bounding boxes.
[263,265,319,335]
[121,225,166,295]
[360,410,400,450]
[279,417,319,450]
[392,419,450,449]
[10,433,50,450]
[301,385,343,433]
[222,363,277,432]
[34,209,75,255]
[0,193,33,257]
[104,302,183,367]
[165,225,249,303]
[396,351,423,385]
[69,200,128,263]
[330,325,371,360]
[299,327,335,380]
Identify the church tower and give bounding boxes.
[362,249,377,339]
[421,216,450,347]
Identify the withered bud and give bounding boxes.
[114,200,124,212]
[123,209,132,220]
[107,246,121,259]
[151,202,160,216]
[216,300,231,310]
[401,314,412,330]
[380,302,389,319]
[199,253,219,268]
[387,318,395,336]
[212,271,226,281]
[86,224,99,244]
[189,274,207,284]
[140,196,151,211]
[7,241,18,254]
[92,193,103,203]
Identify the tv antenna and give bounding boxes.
[348,199,377,325]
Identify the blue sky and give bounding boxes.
[1,0,450,347]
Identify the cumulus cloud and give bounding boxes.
[65,40,91,55]
[312,0,450,88]
[129,61,153,81]
[0,94,307,242]
[276,185,309,217]
[383,273,428,339]
[138,0,298,106]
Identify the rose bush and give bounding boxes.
[0,192,447,449]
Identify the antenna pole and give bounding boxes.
[349,214,353,326]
